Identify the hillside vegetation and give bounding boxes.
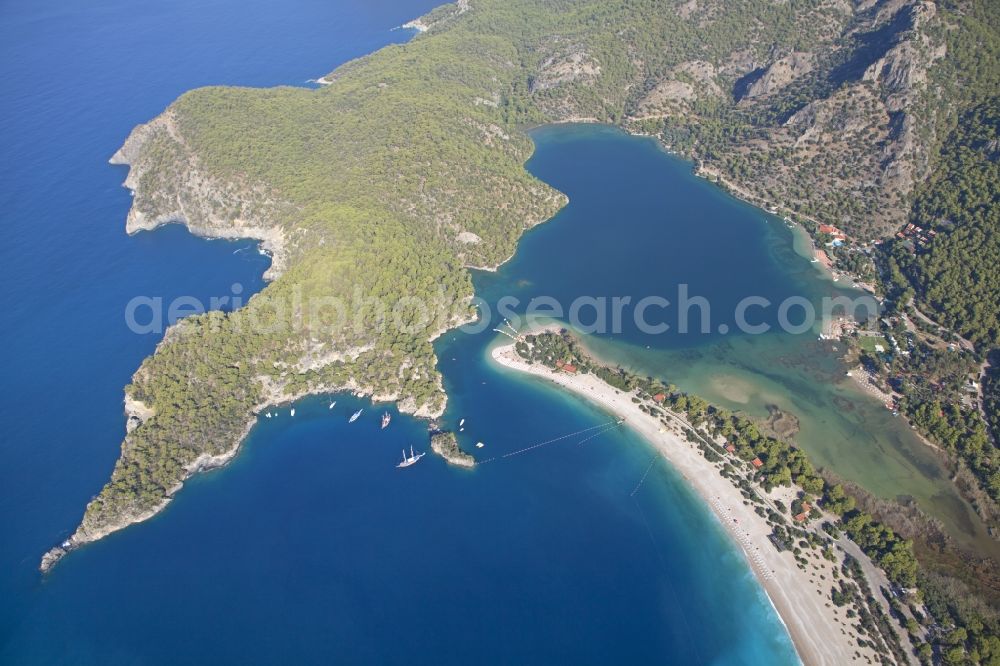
[527,330,1000,665]
[50,0,999,586]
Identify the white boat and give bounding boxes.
[381,412,391,429]
[290,408,295,417]
[328,401,336,409]
[397,445,425,468]
[349,409,363,423]
[475,442,484,448]
[459,418,465,426]
[265,412,272,418]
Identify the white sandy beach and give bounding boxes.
[491,341,889,666]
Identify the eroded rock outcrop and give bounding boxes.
[743,52,814,100]
[110,111,291,280]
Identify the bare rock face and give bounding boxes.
[677,0,698,18]
[870,0,915,24]
[532,48,601,92]
[784,89,879,137]
[700,0,946,237]
[528,41,606,120]
[124,393,154,434]
[880,111,920,197]
[456,231,481,244]
[642,79,695,106]
[675,61,719,88]
[39,546,66,574]
[744,52,815,99]
[110,111,291,280]
[865,41,918,99]
[861,2,943,205]
[719,49,758,80]
[863,2,939,112]
[634,60,722,116]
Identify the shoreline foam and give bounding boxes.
[490,340,894,666]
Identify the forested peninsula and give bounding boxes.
[44,0,998,594]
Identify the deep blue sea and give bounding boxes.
[0,0,925,663]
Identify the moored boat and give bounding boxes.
[397,445,425,468]
[349,409,363,423]
[381,412,391,429]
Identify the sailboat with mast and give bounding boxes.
[396,446,425,468]
[381,412,391,429]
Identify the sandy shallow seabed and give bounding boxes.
[491,342,889,666]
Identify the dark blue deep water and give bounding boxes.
[1,1,805,663]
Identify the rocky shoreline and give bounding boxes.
[430,431,475,468]
[40,289,480,572]
[109,111,291,281]
[39,373,453,573]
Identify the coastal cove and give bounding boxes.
[2,0,998,661]
[497,123,999,559]
[2,0,798,663]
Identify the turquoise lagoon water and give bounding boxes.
[506,124,995,557]
[0,0,802,664]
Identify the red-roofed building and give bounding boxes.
[751,457,764,469]
[794,512,809,522]
[818,224,846,238]
[555,359,564,368]
[562,363,578,374]
[725,443,736,453]
[898,222,935,247]
[652,393,666,403]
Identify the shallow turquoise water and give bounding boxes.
[507,124,994,557]
[0,1,800,663]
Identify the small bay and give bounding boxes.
[503,123,995,558]
[1,0,988,663]
[1,0,796,662]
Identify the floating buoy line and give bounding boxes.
[475,418,624,465]
[630,455,659,497]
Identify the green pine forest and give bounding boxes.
[84,0,927,550]
[58,0,1000,661]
